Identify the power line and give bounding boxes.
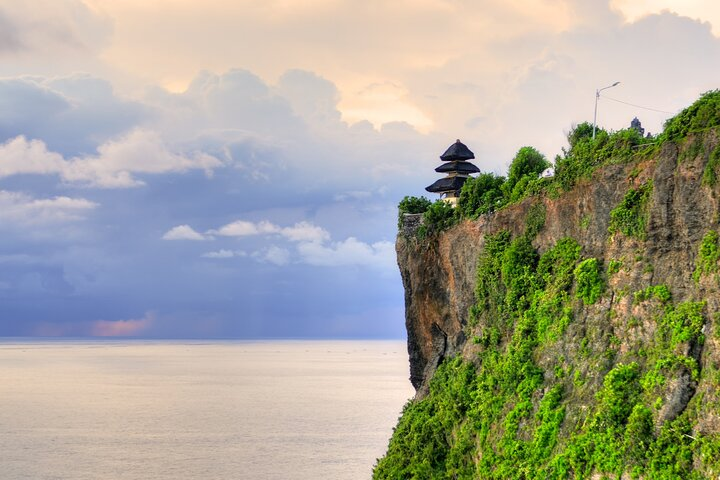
[599,94,675,115]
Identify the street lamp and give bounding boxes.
[593,81,620,139]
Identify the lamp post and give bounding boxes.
[593,81,620,139]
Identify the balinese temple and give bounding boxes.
[630,117,645,136]
[425,139,480,206]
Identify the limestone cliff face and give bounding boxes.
[398,128,720,435]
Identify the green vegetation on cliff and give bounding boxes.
[694,230,720,282]
[376,232,720,479]
[376,235,583,478]
[608,181,653,240]
[660,89,720,142]
[554,122,648,191]
[458,172,506,218]
[398,196,432,226]
[383,90,720,479]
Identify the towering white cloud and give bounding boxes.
[1,0,719,338]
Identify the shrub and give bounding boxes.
[373,358,478,479]
[595,362,641,428]
[397,195,432,228]
[536,237,581,291]
[702,145,720,186]
[525,202,546,238]
[623,404,655,464]
[419,200,458,237]
[661,89,720,142]
[662,301,706,346]
[608,259,623,275]
[608,181,653,240]
[502,235,539,311]
[633,284,672,304]
[554,123,647,191]
[505,146,551,203]
[574,258,605,305]
[457,172,506,219]
[693,230,720,282]
[475,231,511,311]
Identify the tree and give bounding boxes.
[504,146,550,202]
[457,173,506,219]
[419,200,458,237]
[398,196,432,227]
[567,122,595,149]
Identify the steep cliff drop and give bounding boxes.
[375,92,720,478]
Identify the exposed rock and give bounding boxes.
[398,129,720,436]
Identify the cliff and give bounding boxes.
[376,98,720,478]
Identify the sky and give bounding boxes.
[0,0,718,338]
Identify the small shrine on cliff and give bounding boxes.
[425,139,479,205]
[630,117,645,136]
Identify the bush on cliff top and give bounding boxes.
[554,123,647,191]
[457,172,507,219]
[457,147,549,220]
[661,89,720,142]
[397,195,431,226]
[418,200,458,238]
[504,146,551,203]
[400,91,720,238]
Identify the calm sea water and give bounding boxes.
[0,340,413,480]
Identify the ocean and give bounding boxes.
[0,340,413,480]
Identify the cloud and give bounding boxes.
[297,237,395,270]
[166,69,304,139]
[188,216,391,270]
[0,130,223,188]
[185,216,392,270]
[0,255,77,298]
[32,311,155,337]
[0,10,22,53]
[3,1,719,340]
[201,249,246,258]
[0,78,71,132]
[280,221,330,243]
[0,75,147,155]
[64,129,222,187]
[91,311,155,337]
[611,0,720,35]
[253,245,291,266]
[0,1,112,56]
[210,219,280,237]
[209,219,330,243]
[162,225,208,241]
[334,190,373,202]
[146,68,437,190]
[0,135,65,177]
[276,69,342,127]
[0,190,97,225]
